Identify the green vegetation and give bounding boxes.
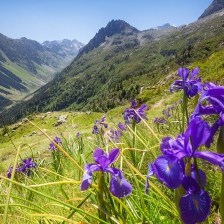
[0,81,223,223]
[4,13,224,126]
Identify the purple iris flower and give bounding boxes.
[54,136,62,144]
[94,115,108,128]
[109,129,121,143]
[17,158,37,177]
[179,176,211,224]
[118,122,126,131]
[48,143,56,151]
[76,132,82,138]
[7,167,13,178]
[92,125,100,134]
[47,136,62,150]
[170,67,203,98]
[81,148,132,198]
[150,117,224,189]
[131,100,137,109]
[124,100,148,124]
[192,84,224,147]
[154,117,166,124]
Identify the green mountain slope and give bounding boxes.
[4,11,224,124]
[0,34,84,110]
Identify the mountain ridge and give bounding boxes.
[199,0,224,19]
[0,34,84,111]
[3,7,224,125]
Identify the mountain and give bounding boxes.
[199,0,224,19]
[42,39,84,57]
[0,34,84,110]
[78,20,139,55]
[4,7,224,125]
[151,23,171,30]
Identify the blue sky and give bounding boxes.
[1,0,212,44]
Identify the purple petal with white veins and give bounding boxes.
[179,190,211,224]
[110,170,132,198]
[153,155,184,188]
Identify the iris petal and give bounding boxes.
[80,172,92,190]
[178,68,189,80]
[189,67,199,79]
[93,148,105,163]
[179,190,211,224]
[110,171,132,198]
[153,155,183,188]
[108,148,120,164]
[194,151,224,172]
[145,163,154,193]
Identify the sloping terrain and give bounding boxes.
[199,0,224,19]
[3,10,224,125]
[0,34,84,110]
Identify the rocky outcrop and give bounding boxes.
[78,20,139,55]
[199,0,224,19]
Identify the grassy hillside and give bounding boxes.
[3,11,224,126]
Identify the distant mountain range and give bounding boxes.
[151,23,172,30]
[42,39,84,57]
[0,35,84,110]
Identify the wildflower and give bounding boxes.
[81,148,132,198]
[124,100,148,124]
[48,143,56,151]
[19,158,37,176]
[118,122,126,131]
[154,117,166,124]
[179,176,211,224]
[54,136,62,144]
[47,136,62,150]
[151,117,224,189]
[92,125,100,134]
[95,115,108,128]
[170,67,203,98]
[192,84,224,147]
[76,132,82,138]
[7,167,13,178]
[109,129,121,143]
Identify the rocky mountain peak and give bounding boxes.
[198,0,224,19]
[78,19,139,55]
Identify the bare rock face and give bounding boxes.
[199,0,224,19]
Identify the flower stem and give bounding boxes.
[97,172,106,222]
[131,120,137,167]
[220,174,224,222]
[217,126,224,222]
[174,185,185,223]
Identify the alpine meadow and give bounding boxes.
[2,1,224,223]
